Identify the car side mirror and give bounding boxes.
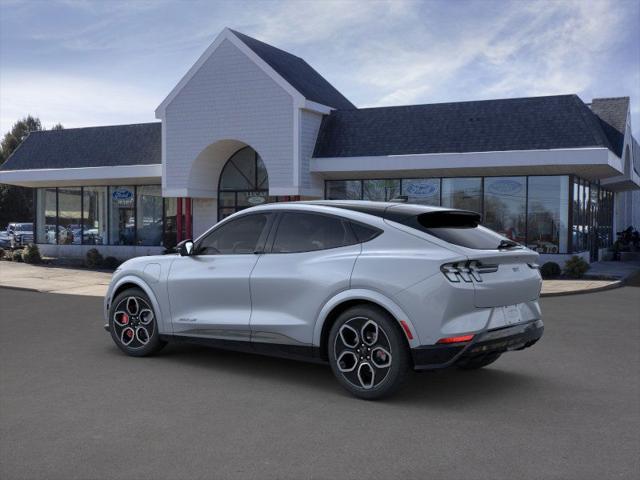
[177,239,194,256]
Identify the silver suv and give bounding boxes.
[105,201,543,399]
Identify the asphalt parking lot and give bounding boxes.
[1,285,639,480]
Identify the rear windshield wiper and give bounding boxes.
[497,239,522,250]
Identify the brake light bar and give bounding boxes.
[440,261,498,283]
[437,334,475,344]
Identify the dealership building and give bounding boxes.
[1,28,638,263]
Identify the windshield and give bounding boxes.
[14,224,33,231]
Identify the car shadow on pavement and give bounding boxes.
[106,341,543,406]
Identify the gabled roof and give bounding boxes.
[589,97,629,157]
[229,30,355,110]
[156,28,355,116]
[1,123,161,171]
[314,94,615,158]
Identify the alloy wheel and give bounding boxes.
[112,296,155,349]
[333,316,393,390]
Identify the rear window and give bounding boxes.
[403,211,517,250]
[349,222,381,243]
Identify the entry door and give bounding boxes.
[167,212,273,341]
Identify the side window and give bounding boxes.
[350,222,382,243]
[272,212,356,253]
[196,213,270,255]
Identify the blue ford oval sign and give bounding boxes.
[488,179,522,195]
[405,181,438,197]
[112,189,133,200]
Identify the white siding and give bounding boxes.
[299,109,324,196]
[192,198,217,237]
[163,39,294,195]
[615,190,640,231]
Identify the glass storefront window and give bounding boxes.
[34,185,174,248]
[442,178,482,212]
[136,186,163,246]
[483,177,526,243]
[402,179,440,206]
[109,186,136,245]
[572,177,597,253]
[597,188,613,249]
[526,176,569,254]
[326,180,362,200]
[218,147,269,218]
[57,187,82,245]
[362,179,400,201]
[323,175,608,256]
[36,188,57,244]
[83,187,107,245]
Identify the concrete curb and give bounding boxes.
[0,285,41,294]
[0,285,105,297]
[541,280,623,297]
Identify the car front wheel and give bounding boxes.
[108,288,166,357]
[328,305,411,400]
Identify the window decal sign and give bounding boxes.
[112,188,133,200]
[488,179,523,195]
[112,188,134,207]
[247,196,266,205]
[405,181,439,197]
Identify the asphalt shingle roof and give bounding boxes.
[313,94,615,158]
[230,29,355,110]
[589,97,629,157]
[1,122,161,171]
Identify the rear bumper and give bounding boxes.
[411,319,544,370]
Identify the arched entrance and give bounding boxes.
[217,146,272,219]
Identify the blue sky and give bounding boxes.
[1,0,639,137]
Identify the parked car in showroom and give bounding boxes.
[6,223,34,249]
[104,201,543,399]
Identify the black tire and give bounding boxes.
[328,305,412,400]
[456,352,502,370]
[108,287,166,357]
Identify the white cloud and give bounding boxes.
[246,0,412,45]
[0,0,637,137]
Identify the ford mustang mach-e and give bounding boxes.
[105,201,543,399]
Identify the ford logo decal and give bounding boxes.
[112,189,133,200]
[405,182,438,197]
[488,180,522,195]
[247,196,266,205]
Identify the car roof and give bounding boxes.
[245,200,478,223]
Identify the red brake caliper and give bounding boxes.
[121,313,129,325]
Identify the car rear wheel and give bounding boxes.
[109,288,166,357]
[456,352,502,370]
[328,305,411,400]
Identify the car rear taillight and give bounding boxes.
[437,334,474,344]
[399,320,414,340]
[440,261,498,283]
